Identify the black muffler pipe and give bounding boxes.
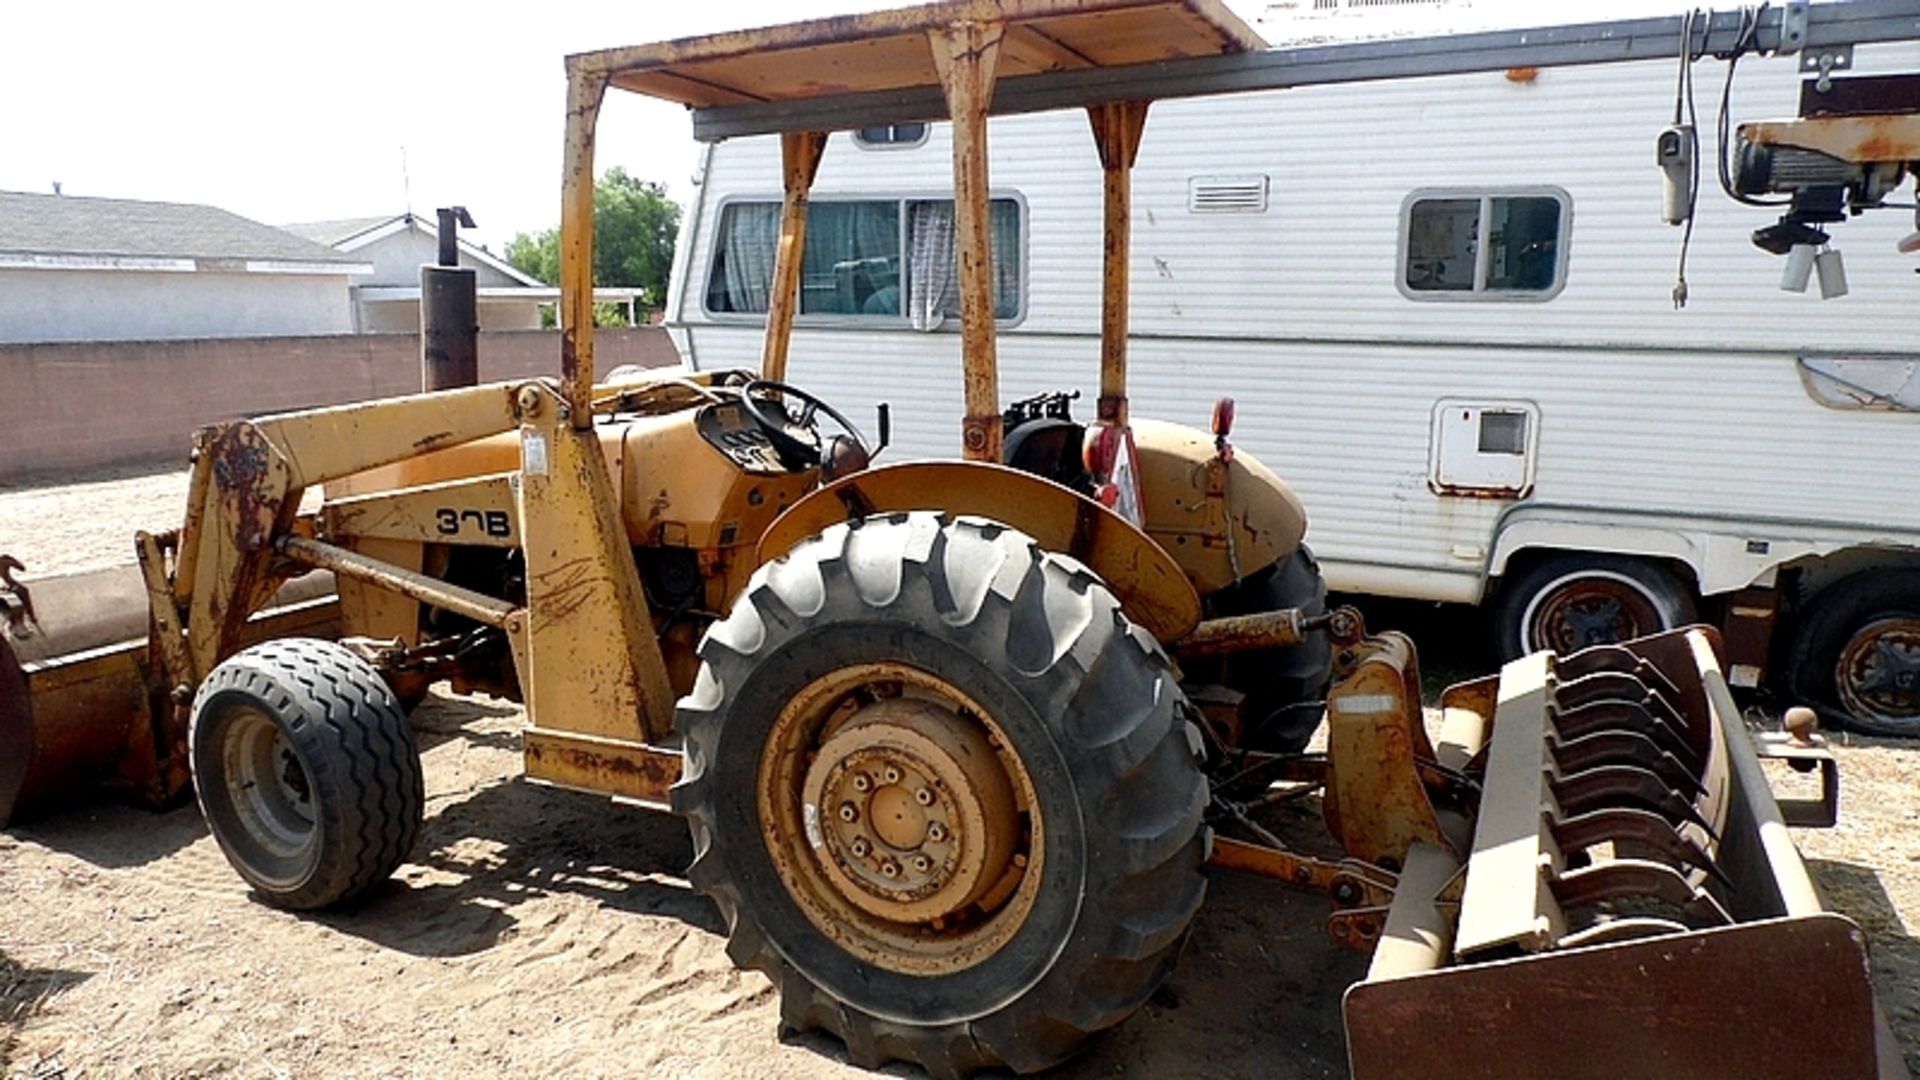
[422,205,479,392]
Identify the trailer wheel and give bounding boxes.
[674,513,1208,1078]
[1788,569,1920,737]
[190,638,423,910]
[1496,553,1696,661]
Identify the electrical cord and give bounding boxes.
[1716,3,1791,208]
[1672,7,1706,308]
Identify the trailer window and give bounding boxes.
[704,196,1022,326]
[1400,190,1568,300]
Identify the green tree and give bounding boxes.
[506,167,682,325]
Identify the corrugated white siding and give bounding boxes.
[668,43,1920,599]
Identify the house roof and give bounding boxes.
[284,212,547,289]
[279,215,396,248]
[0,191,368,271]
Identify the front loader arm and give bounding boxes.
[164,382,525,687]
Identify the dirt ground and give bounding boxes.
[3,466,1916,1079]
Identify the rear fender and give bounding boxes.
[756,461,1202,643]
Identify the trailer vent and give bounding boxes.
[1188,176,1270,214]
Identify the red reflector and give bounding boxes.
[1083,423,1122,477]
[1211,397,1236,438]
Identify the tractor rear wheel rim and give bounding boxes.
[760,662,1042,976]
[1527,572,1665,654]
[1835,616,1920,726]
[222,706,316,859]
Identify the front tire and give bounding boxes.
[190,638,423,910]
[1787,569,1920,737]
[673,513,1209,1078]
[1495,553,1696,661]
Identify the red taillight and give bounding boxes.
[1211,396,1236,439]
[1083,422,1122,477]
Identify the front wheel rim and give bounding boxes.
[759,662,1044,976]
[1834,616,1920,728]
[220,706,317,861]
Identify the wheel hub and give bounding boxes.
[1837,616,1920,724]
[804,698,1018,924]
[223,706,316,858]
[759,662,1044,975]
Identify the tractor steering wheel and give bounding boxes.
[739,379,869,471]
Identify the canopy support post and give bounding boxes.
[761,130,827,383]
[559,61,609,429]
[929,19,1006,463]
[1088,100,1150,427]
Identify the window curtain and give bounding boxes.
[908,201,955,331]
[908,200,1020,329]
[721,203,780,313]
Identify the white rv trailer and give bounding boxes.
[660,38,1920,731]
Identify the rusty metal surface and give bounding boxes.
[1,572,338,826]
[756,460,1202,641]
[521,728,681,809]
[1,631,40,825]
[1089,99,1150,426]
[1345,913,1883,1080]
[583,1,1264,109]
[930,18,1007,464]
[1801,73,1920,117]
[1208,836,1395,907]
[760,131,827,385]
[1174,606,1306,658]
[1129,419,1307,595]
[279,535,515,628]
[322,472,521,549]
[1739,112,1920,164]
[560,66,608,429]
[1322,632,1454,867]
[512,385,678,743]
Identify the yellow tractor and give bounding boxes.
[2,2,1910,1076]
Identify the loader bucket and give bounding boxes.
[0,564,339,827]
[1343,627,1908,1080]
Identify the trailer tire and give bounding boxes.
[1787,569,1920,737]
[190,638,423,910]
[1496,553,1696,661]
[673,513,1208,1079]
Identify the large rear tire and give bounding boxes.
[1206,545,1332,752]
[190,638,423,910]
[673,513,1209,1078]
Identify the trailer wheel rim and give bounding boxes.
[1834,616,1920,728]
[759,662,1043,975]
[1523,570,1666,655]
[221,706,317,860]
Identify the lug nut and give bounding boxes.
[913,787,934,806]
[838,802,859,823]
[879,860,900,879]
[852,773,872,792]
[926,822,948,843]
[883,765,902,784]
[850,837,870,857]
[911,855,932,873]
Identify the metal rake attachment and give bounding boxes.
[1343,626,1898,1080]
[1453,633,1736,957]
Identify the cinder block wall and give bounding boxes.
[0,329,681,481]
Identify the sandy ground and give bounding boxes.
[2,467,1916,1079]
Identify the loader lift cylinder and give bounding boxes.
[421,205,479,392]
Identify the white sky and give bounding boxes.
[0,0,1691,252]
